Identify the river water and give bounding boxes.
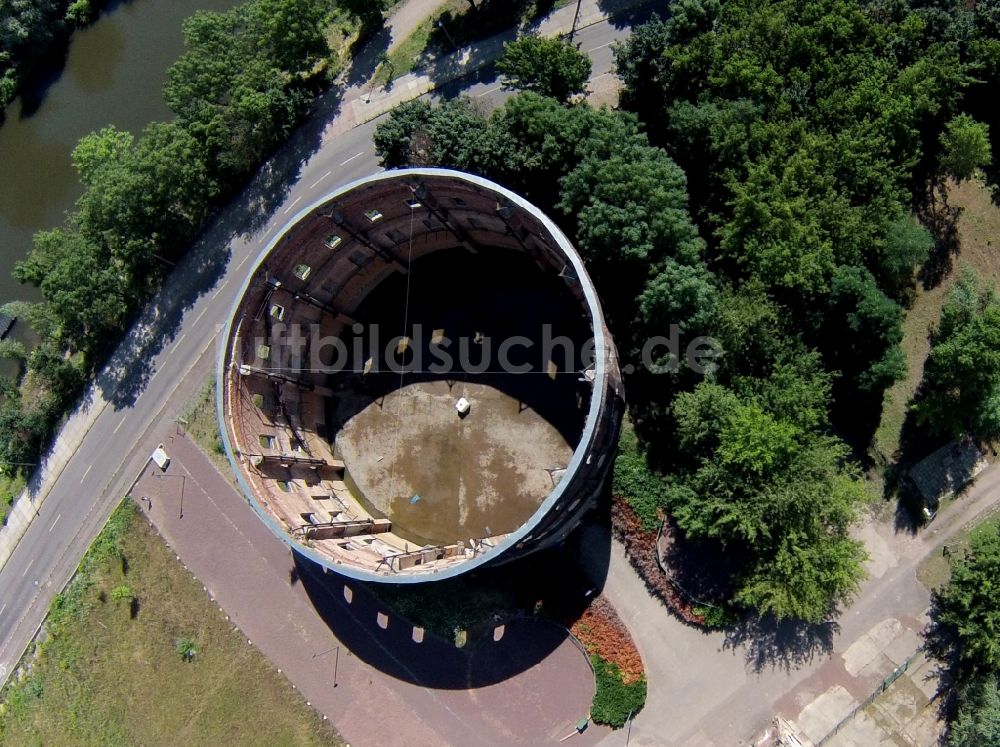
[0,0,240,312]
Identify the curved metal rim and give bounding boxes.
[216,168,609,583]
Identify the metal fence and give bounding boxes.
[814,650,921,747]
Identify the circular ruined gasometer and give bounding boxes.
[218,169,623,582]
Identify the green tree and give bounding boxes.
[373,99,432,168]
[949,672,1000,747]
[73,123,214,278]
[496,34,591,102]
[824,265,906,396]
[915,269,1000,438]
[670,376,869,622]
[0,340,26,366]
[163,1,319,182]
[935,525,1000,670]
[637,259,717,338]
[249,0,329,75]
[14,229,128,358]
[940,113,993,181]
[879,215,934,294]
[557,142,705,330]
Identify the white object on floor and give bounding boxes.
[455,397,471,415]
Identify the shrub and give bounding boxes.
[590,655,646,728]
[111,585,134,603]
[570,596,644,682]
[175,636,198,662]
[612,437,671,530]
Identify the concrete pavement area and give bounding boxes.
[132,432,608,747]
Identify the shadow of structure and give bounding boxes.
[294,511,611,689]
[325,246,592,447]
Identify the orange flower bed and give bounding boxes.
[610,494,705,626]
[569,595,644,683]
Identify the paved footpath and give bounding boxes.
[134,432,609,747]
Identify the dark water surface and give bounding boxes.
[0,0,241,314]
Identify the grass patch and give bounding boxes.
[917,506,1000,592]
[323,6,365,81]
[371,0,559,87]
[0,470,26,525]
[372,0,466,87]
[181,377,233,481]
[0,499,342,747]
[872,178,1000,468]
[589,654,646,728]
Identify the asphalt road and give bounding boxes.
[0,18,627,688]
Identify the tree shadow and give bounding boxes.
[432,62,502,101]
[294,513,610,689]
[420,25,518,92]
[916,183,962,291]
[723,613,840,674]
[94,229,231,408]
[922,592,962,725]
[656,519,740,608]
[412,0,560,91]
[230,81,348,240]
[596,0,662,30]
[344,26,391,88]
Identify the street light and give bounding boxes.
[153,472,186,519]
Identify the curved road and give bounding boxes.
[0,13,626,691]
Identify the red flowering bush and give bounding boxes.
[610,495,705,626]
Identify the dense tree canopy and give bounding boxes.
[949,672,1000,747]
[669,366,869,622]
[5,0,339,478]
[915,270,1000,439]
[496,35,591,102]
[163,0,327,181]
[14,229,129,357]
[936,525,1000,671]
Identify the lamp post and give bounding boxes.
[154,472,186,519]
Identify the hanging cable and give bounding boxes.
[387,205,417,505]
